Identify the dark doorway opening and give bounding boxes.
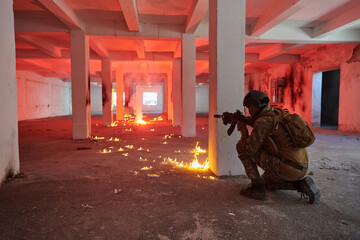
[321,69,340,129]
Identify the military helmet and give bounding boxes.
[243,90,270,108]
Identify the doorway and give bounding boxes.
[312,69,340,129]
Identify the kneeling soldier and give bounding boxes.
[236,90,321,204]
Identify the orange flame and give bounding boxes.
[111,121,119,127]
[135,117,147,125]
[163,142,209,171]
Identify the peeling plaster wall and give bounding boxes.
[17,71,72,121]
[0,0,19,183]
[245,44,360,132]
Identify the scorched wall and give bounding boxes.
[245,44,360,133]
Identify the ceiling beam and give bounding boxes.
[196,52,209,61]
[133,40,145,59]
[40,71,71,78]
[38,0,83,30]
[251,0,306,36]
[118,0,140,31]
[263,54,300,63]
[90,39,109,57]
[259,43,302,60]
[312,5,360,38]
[246,53,300,63]
[17,35,62,58]
[16,16,184,38]
[19,59,53,70]
[174,41,181,58]
[17,59,70,77]
[259,27,360,44]
[16,49,299,63]
[185,0,209,33]
[196,44,209,52]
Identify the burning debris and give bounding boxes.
[99,148,112,154]
[114,189,122,194]
[122,153,129,157]
[147,173,160,178]
[197,175,216,180]
[108,137,120,142]
[139,157,148,162]
[162,142,209,171]
[151,116,163,122]
[141,166,152,171]
[137,147,144,151]
[110,121,119,127]
[125,145,134,149]
[117,148,124,152]
[91,136,105,140]
[124,114,134,120]
[150,129,155,132]
[163,134,174,139]
[125,128,132,132]
[81,204,95,209]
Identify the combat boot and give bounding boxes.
[299,176,321,204]
[240,180,267,201]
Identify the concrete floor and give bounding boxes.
[0,116,359,240]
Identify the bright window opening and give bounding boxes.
[143,92,157,106]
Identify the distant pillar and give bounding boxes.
[181,34,196,137]
[70,30,91,139]
[0,0,19,183]
[115,70,124,120]
[124,77,130,115]
[167,71,173,121]
[101,58,113,125]
[209,0,245,176]
[172,59,182,126]
[162,77,168,119]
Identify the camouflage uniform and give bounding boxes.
[236,105,308,190]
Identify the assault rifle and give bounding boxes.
[214,110,252,136]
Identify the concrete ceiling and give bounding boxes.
[13,0,360,80]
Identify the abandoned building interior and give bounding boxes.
[1,0,360,239]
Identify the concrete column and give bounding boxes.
[124,77,130,115]
[162,77,168,119]
[128,81,134,114]
[70,30,91,139]
[101,58,113,125]
[209,0,245,176]
[167,72,173,121]
[181,34,196,137]
[115,69,124,120]
[0,0,19,183]
[172,59,182,126]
